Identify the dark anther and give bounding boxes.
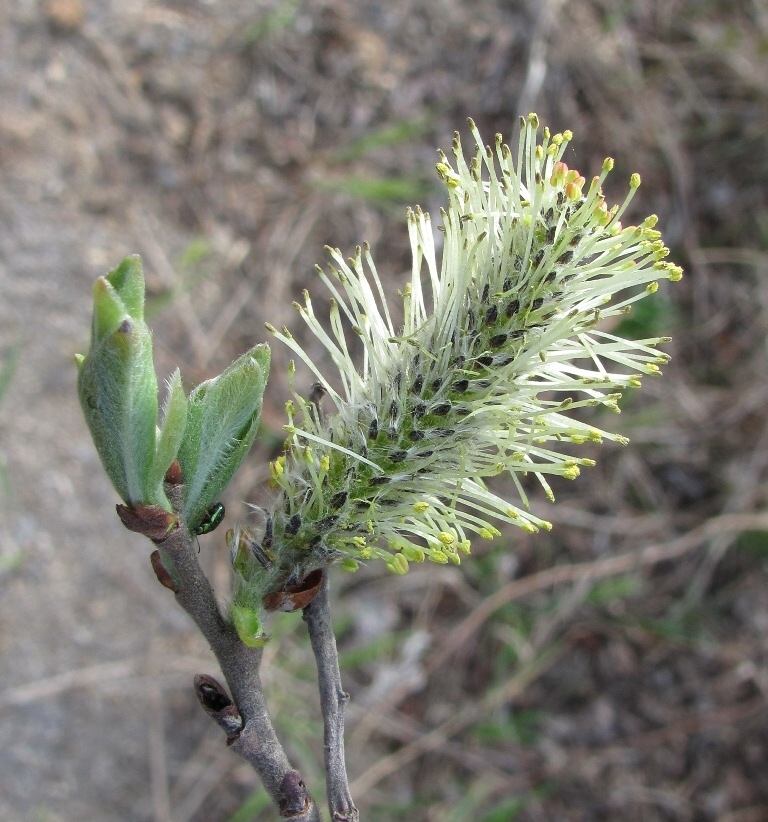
[248,540,274,570]
[531,297,544,310]
[317,515,340,531]
[308,382,326,426]
[453,378,469,393]
[286,513,302,535]
[414,402,427,418]
[263,516,273,549]
[505,298,520,318]
[389,449,408,464]
[308,382,326,406]
[407,429,425,441]
[411,374,424,394]
[368,418,379,440]
[485,304,498,324]
[476,354,494,367]
[330,490,348,509]
[489,333,508,348]
[431,401,452,415]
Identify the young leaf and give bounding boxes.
[150,368,189,504]
[177,345,271,532]
[77,258,160,507]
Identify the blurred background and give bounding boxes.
[2,1,767,819]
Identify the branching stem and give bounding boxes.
[154,483,321,821]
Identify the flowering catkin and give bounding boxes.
[256,114,681,586]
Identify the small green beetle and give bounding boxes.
[194,502,225,536]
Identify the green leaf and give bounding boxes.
[150,368,188,503]
[104,254,146,321]
[178,344,270,530]
[90,276,129,342]
[78,258,159,506]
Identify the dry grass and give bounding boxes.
[2,0,768,820]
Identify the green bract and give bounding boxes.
[231,603,269,648]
